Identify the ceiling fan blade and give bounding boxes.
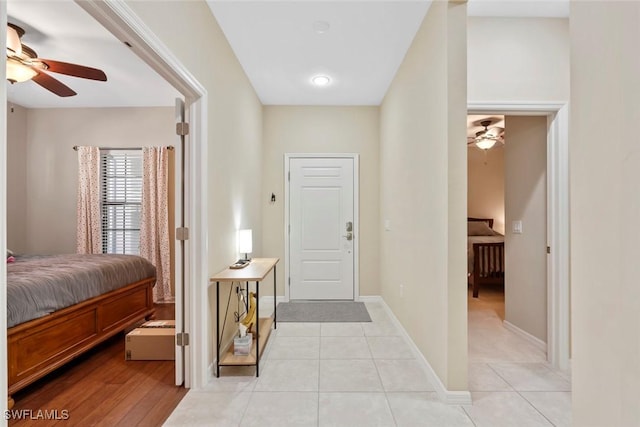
[32,71,77,97]
[484,127,504,138]
[38,59,107,81]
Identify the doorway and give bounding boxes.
[467,102,570,371]
[285,154,360,301]
[77,1,209,389]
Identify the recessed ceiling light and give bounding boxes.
[313,21,330,34]
[311,75,331,86]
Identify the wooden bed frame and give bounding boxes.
[7,277,156,408]
[468,217,505,298]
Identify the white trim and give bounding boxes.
[503,320,548,353]
[283,153,360,302]
[468,101,570,372]
[367,296,472,405]
[258,296,286,318]
[1,0,8,417]
[78,0,209,390]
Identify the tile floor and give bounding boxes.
[164,293,571,426]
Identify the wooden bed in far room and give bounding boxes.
[468,217,505,298]
[6,254,157,409]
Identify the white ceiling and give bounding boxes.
[5,0,569,109]
[207,1,432,105]
[6,0,179,109]
[467,114,504,140]
[206,0,568,106]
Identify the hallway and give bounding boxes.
[165,298,571,426]
[467,287,572,426]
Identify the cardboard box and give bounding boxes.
[141,319,175,328]
[125,327,175,361]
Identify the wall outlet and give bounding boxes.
[384,219,391,231]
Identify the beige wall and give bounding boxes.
[20,107,174,254]
[468,17,569,102]
[261,106,380,297]
[380,1,467,390]
[504,116,547,342]
[570,2,640,425]
[126,1,264,368]
[467,145,505,234]
[6,103,27,253]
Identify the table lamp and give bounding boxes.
[238,229,253,261]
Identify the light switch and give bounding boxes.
[384,219,391,231]
[512,220,523,234]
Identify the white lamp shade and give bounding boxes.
[238,229,253,255]
[475,137,497,150]
[6,59,36,83]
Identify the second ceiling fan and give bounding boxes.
[468,119,504,150]
[6,23,107,97]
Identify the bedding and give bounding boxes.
[468,221,499,236]
[7,254,156,328]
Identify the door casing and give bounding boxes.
[468,101,570,372]
[284,154,360,302]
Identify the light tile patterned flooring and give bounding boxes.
[164,292,571,426]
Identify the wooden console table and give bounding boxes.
[210,257,278,377]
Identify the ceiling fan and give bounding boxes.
[467,119,504,150]
[6,23,107,97]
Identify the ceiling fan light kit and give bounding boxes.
[6,23,107,97]
[475,137,497,150]
[468,119,504,150]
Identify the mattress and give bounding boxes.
[7,254,156,328]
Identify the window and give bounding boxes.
[100,150,143,254]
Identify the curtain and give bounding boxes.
[76,146,102,254]
[141,147,172,302]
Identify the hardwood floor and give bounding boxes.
[9,304,187,427]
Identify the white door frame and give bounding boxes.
[468,101,570,371]
[78,1,210,389]
[284,154,360,302]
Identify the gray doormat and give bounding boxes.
[277,301,371,323]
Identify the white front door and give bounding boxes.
[289,157,355,300]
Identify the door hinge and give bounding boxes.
[176,227,190,241]
[176,122,189,136]
[547,246,551,254]
[288,171,290,181]
[288,224,290,234]
[288,277,291,287]
[176,332,189,347]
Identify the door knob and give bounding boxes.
[343,232,353,241]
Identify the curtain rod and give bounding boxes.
[73,146,174,151]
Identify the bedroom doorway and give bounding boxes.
[78,1,209,389]
[466,104,570,372]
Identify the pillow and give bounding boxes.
[468,221,497,236]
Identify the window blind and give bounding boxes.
[100,150,142,255]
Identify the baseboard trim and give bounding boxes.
[259,296,286,317]
[372,296,472,405]
[503,320,547,352]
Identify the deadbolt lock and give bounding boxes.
[346,221,353,232]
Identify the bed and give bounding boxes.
[7,254,157,408]
[468,218,505,298]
